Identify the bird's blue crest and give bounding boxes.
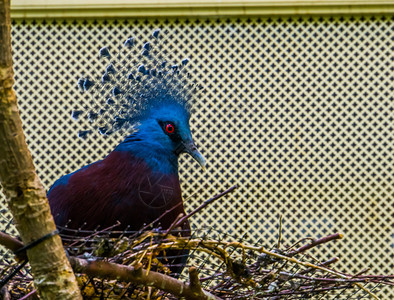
[73,28,203,139]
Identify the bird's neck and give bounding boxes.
[114,133,179,174]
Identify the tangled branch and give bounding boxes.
[0,186,393,299]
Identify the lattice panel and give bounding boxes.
[0,16,393,297]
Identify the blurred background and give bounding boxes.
[1,1,393,297]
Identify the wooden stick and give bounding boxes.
[0,231,25,261]
[69,257,222,300]
[288,233,344,256]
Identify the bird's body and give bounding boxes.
[48,149,186,232]
[48,101,204,233]
[47,31,205,274]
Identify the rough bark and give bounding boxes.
[0,1,82,298]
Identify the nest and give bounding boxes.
[0,187,393,299]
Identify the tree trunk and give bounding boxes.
[0,1,82,298]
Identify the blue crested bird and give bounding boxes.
[47,29,205,273]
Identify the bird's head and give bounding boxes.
[75,29,206,173]
[120,95,206,172]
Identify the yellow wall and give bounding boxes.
[11,0,394,18]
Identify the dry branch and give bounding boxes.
[0,188,391,299]
[0,228,392,299]
[288,233,344,256]
[69,258,222,300]
[0,232,25,261]
[0,230,222,299]
[173,185,238,230]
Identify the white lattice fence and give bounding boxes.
[0,15,393,297]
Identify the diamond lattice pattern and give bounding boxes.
[0,16,392,297]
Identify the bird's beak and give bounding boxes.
[183,142,206,171]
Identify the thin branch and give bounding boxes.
[0,227,390,298]
[139,202,183,233]
[277,214,283,249]
[66,221,121,247]
[288,233,344,256]
[264,284,354,297]
[174,185,238,229]
[0,232,25,261]
[296,257,339,275]
[164,213,184,236]
[17,290,36,300]
[0,231,222,299]
[260,268,394,285]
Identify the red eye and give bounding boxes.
[165,123,175,134]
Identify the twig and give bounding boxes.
[264,284,354,297]
[164,213,185,236]
[277,214,283,249]
[263,268,393,285]
[0,228,390,298]
[18,289,37,300]
[351,268,370,278]
[296,257,339,275]
[66,221,121,247]
[0,232,26,261]
[139,202,183,233]
[355,275,394,280]
[0,260,28,290]
[174,185,238,229]
[288,233,344,256]
[284,237,314,252]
